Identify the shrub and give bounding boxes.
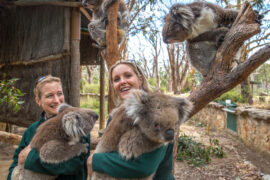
[177,134,225,167]
[0,74,24,112]
[215,90,247,104]
[80,97,108,118]
[83,83,100,94]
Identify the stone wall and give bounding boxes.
[192,102,270,156]
[192,102,227,131]
[236,107,270,155]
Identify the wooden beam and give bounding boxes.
[0,1,82,7]
[99,54,106,130]
[0,52,70,69]
[0,131,22,145]
[70,7,81,107]
[80,7,92,21]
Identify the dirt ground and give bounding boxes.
[1,120,270,180]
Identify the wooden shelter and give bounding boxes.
[0,1,100,127]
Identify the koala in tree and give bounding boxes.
[162,1,263,76]
[91,89,193,180]
[82,0,129,48]
[11,103,99,180]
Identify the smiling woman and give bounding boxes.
[34,76,65,118]
[8,75,90,180]
[87,60,176,180]
[108,60,152,106]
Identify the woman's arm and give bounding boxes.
[92,145,168,178]
[24,135,90,175]
[7,126,34,180]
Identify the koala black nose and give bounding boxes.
[165,129,174,141]
[163,37,168,43]
[94,113,99,121]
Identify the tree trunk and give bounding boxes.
[167,45,177,94]
[154,56,160,92]
[179,59,189,90]
[241,79,253,104]
[105,0,120,113]
[86,65,96,84]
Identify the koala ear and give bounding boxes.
[58,103,72,114]
[170,4,194,30]
[124,89,149,124]
[176,98,193,124]
[62,112,86,138]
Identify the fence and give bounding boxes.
[192,102,270,156]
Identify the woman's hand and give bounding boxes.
[87,154,94,178]
[18,145,32,165]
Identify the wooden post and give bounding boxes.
[99,53,106,129]
[70,7,81,107]
[105,0,120,113]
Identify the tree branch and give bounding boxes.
[217,2,261,70]
[188,2,268,118]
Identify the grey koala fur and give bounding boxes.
[82,0,129,48]
[162,1,263,76]
[11,103,98,180]
[91,89,193,180]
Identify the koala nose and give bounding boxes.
[165,129,174,141]
[94,113,99,121]
[163,37,168,43]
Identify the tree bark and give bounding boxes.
[188,2,270,117]
[105,0,120,112]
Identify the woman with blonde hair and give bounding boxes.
[8,75,90,180]
[88,60,175,180]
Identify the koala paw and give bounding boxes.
[119,149,134,159]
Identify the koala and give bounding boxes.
[11,103,99,180]
[91,89,193,180]
[162,1,263,76]
[82,0,129,48]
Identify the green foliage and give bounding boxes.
[80,97,108,118]
[177,134,225,167]
[0,74,25,112]
[215,89,247,104]
[82,83,100,94]
[148,77,156,89]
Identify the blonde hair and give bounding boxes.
[109,60,152,106]
[34,75,62,99]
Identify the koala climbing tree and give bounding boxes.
[163,1,270,118]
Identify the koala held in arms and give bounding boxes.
[91,89,193,180]
[162,1,263,76]
[11,103,99,180]
[82,0,129,48]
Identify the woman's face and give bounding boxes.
[112,64,142,101]
[35,81,64,117]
